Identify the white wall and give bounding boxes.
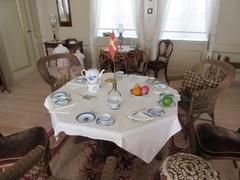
[35,0,92,67]
[34,0,240,76]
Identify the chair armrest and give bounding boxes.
[168,74,184,81]
[0,145,46,180]
[0,127,48,158]
[190,88,220,113]
[168,74,184,90]
[100,156,118,180]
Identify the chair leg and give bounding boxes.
[164,66,169,84]
[233,160,238,168]
[153,70,159,79]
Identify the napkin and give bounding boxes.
[128,111,153,122]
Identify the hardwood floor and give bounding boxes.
[0,72,52,135]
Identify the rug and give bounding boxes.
[48,131,239,180]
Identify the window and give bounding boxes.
[97,0,137,38]
[162,0,207,41]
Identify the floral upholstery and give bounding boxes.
[159,153,219,180]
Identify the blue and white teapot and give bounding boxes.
[81,68,105,84]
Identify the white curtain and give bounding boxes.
[132,0,144,48]
[206,0,222,58]
[149,0,171,60]
[89,0,100,68]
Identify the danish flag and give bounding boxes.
[107,32,118,60]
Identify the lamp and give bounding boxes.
[49,14,58,42]
[117,24,124,49]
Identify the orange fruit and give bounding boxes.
[131,87,142,96]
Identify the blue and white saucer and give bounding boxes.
[51,91,68,99]
[147,106,165,117]
[76,112,96,123]
[71,76,87,84]
[96,114,115,126]
[54,98,70,106]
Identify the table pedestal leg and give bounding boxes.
[96,140,116,163]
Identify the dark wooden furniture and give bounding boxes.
[99,46,135,73]
[0,127,52,179]
[44,41,83,56]
[147,39,173,83]
[190,122,240,178]
[126,48,149,75]
[37,53,82,92]
[0,64,10,93]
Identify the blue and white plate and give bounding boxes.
[145,78,156,85]
[153,83,168,89]
[96,114,115,126]
[51,91,68,99]
[147,106,165,117]
[128,74,137,80]
[54,98,70,106]
[76,112,96,123]
[71,76,87,84]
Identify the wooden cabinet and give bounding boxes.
[44,41,83,55]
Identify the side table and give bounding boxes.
[44,41,83,55]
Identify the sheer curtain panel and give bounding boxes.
[206,0,222,58]
[89,0,100,68]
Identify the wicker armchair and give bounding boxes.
[171,59,235,130]
[126,48,149,75]
[37,53,83,92]
[0,127,52,179]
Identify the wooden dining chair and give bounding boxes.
[189,121,240,179]
[147,39,173,83]
[126,48,149,75]
[37,53,83,92]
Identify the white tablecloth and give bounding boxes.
[44,73,181,163]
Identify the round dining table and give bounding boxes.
[44,73,181,163]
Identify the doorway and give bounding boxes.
[0,0,38,81]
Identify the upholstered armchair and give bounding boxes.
[0,127,52,179]
[189,122,240,179]
[37,53,83,92]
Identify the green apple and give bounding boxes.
[162,96,173,107]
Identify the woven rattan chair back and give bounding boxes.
[37,53,81,92]
[191,59,235,89]
[181,59,235,121]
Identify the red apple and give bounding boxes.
[141,85,150,95]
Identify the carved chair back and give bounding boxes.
[157,39,174,63]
